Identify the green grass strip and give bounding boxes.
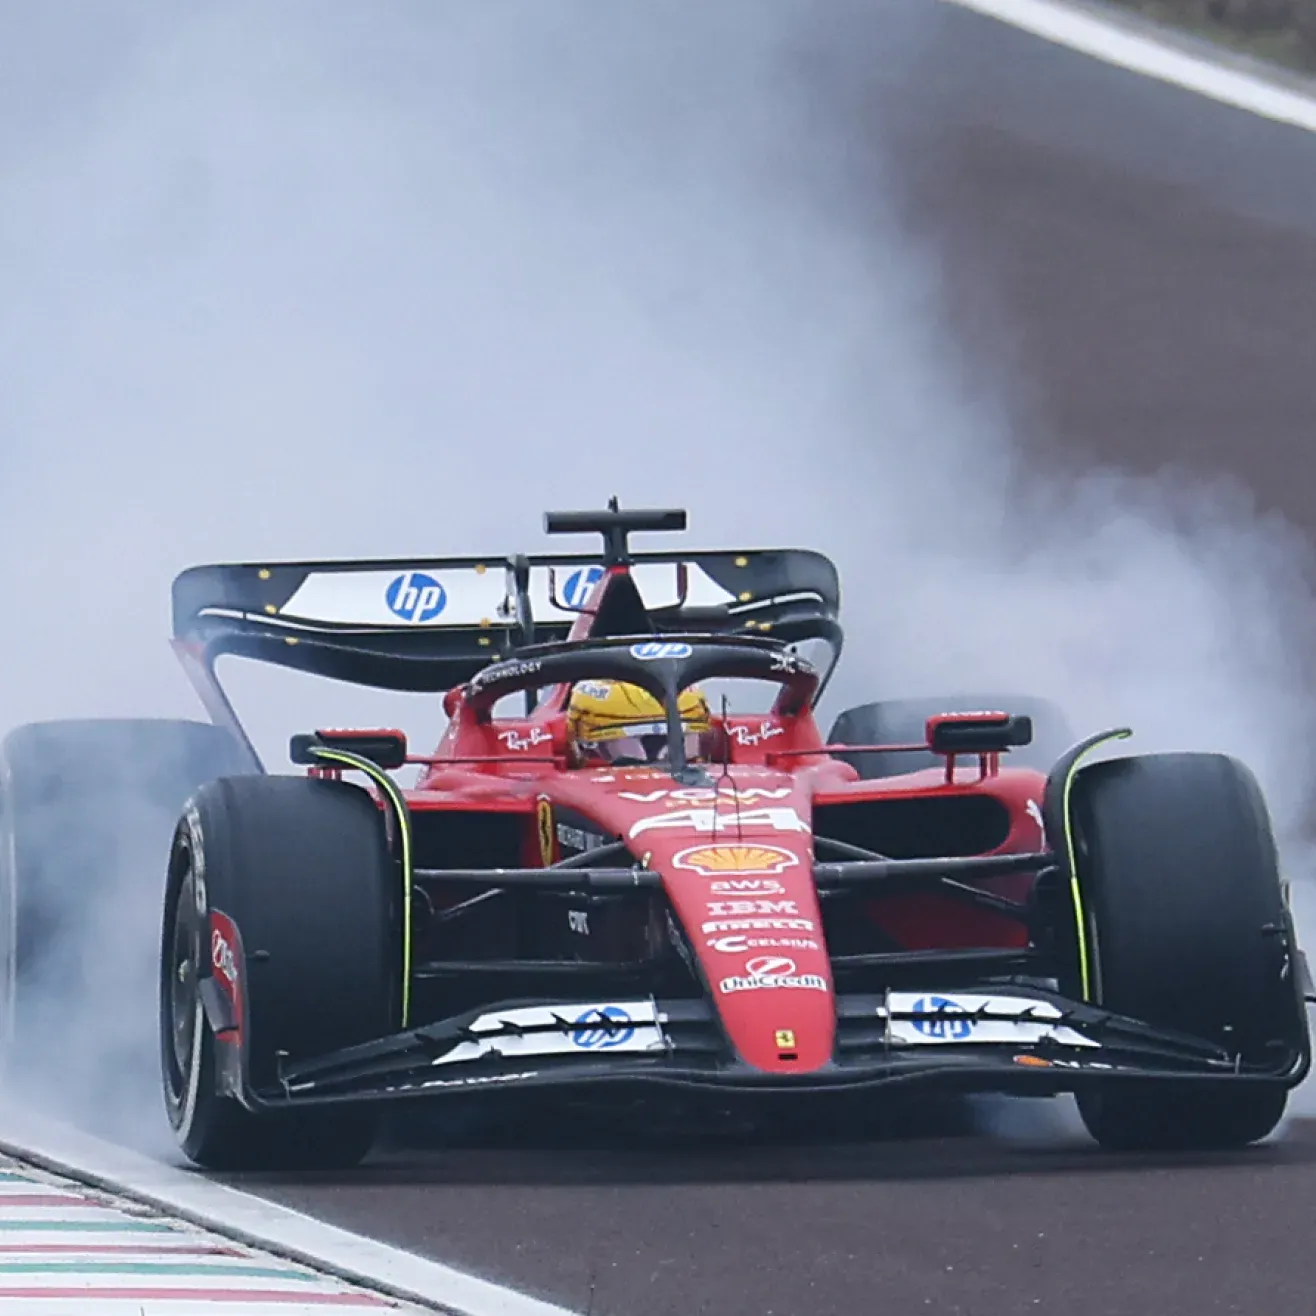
[0,1221,175,1233]
[0,1260,317,1278]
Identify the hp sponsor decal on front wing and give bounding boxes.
[430,1000,667,1066]
[882,992,1099,1048]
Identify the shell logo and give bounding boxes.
[672,844,800,877]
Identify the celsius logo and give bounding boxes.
[911,995,974,1040]
[562,565,604,609]
[570,1005,635,1049]
[386,572,447,623]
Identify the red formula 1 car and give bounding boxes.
[135,503,1309,1168]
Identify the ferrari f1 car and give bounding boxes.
[6,503,1307,1167]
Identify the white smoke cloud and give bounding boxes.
[1,0,1313,1147]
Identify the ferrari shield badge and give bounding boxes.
[537,796,554,866]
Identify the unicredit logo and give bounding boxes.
[744,955,795,978]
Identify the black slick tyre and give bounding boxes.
[0,719,253,1130]
[827,694,1073,779]
[1067,752,1296,1151]
[161,775,395,1171]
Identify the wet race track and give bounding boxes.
[238,1112,1316,1315]
[206,7,1316,1315]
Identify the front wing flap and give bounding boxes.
[240,984,1308,1111]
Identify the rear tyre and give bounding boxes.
[827,694,1073,779]
[0,719,253,1131]
[161,775,395,1170]
[1067,752,1297,1151]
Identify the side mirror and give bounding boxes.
[290,728,408,771]
[926,711,1033,755]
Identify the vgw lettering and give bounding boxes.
[630,807,808,839]
[618,787,792,804]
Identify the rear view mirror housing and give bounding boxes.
[290,728,409,771]
[926,712,1033,755]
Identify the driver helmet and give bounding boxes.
[567,679,711,766]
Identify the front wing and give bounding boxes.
[236,983,1312,1112]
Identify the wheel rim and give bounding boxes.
[164,864,202,1105]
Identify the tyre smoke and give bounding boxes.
[0,0,1313,1150]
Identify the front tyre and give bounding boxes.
[161,776,395,1171]
[1066,752,1300,1151]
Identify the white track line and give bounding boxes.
[0,1105,581,1316]
[943,0,1316,132]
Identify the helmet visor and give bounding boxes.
[592,728,704,766]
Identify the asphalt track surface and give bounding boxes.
[210,6,1316,1314]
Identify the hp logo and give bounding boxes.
[562,565,604,609]
[570,1005,635,1050]
[630,641,693,661]
[386,572,447,623]
[911,995,973,1040]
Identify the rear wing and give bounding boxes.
[172,545,840,695]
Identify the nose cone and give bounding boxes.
[575,773,837,1073]
[702,943,835,1071]
[672,856,836,1072]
